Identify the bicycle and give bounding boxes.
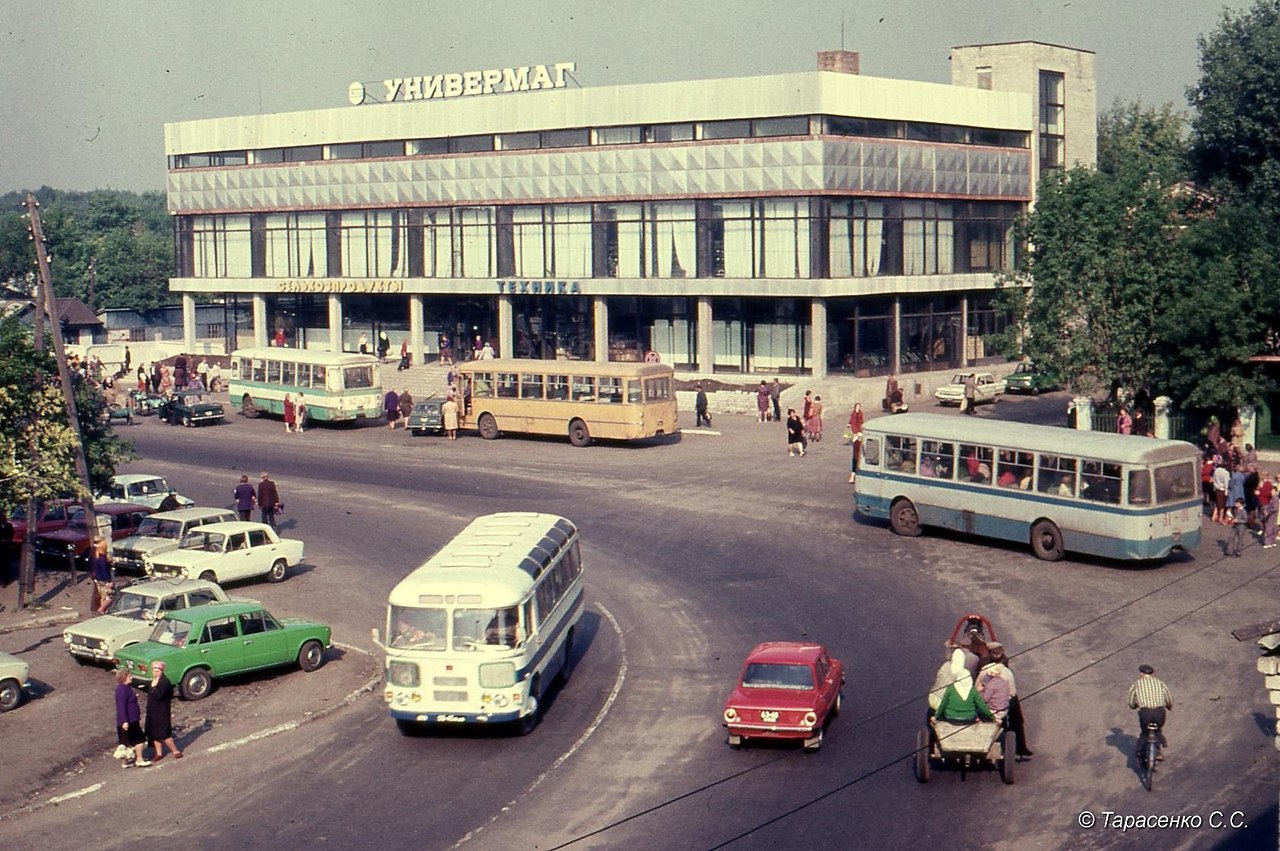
[1136,719,1162,791]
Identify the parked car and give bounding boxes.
[129,390,167,416]
[8,499,83,544]
[159,390,226,427]
[1002,362,1062,395]
[147,521,304,585]
[114,601,331,700]
[406,399,445,435]
[722,641,845,751]
[0,651,31,712]
[111,507,238,576]
[62,577,230,664]
[934,372,1003,406]
[33,503,154,566]
[97,474,194,510]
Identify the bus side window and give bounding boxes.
[520,373,544,400]
[497,373,518,398]
[1127,469,1152,505]
[599,377,622,403]
[281,361,295,385]
[1081,460,1122,504]
[548,375,569,400]
[627,381,642,404]
[572,376,595,401]
[252,359,266,382]
[862,437,881,466]
[959,444,992,484]
[473,372,494,398]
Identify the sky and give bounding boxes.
[0,0,1256,194]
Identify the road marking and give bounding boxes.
[682,428,721,436]
[454,601,628,848]
[205,721,299,753]
[47,783,104,804]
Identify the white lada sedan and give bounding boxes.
[148,521,304,586]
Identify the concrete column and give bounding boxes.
[1240,404,1258,450]
[1071,395,1093,431]
[697,297,714,374]
[891,297,902,374]
[1153,395,1173,440]
[409,294,424,364]
[810,298,827,379]
[593,296,609,363]
[327,295,343,352]
[960,296,970,368]
[497,297,513,359]
[252,294,268,349]
[181,294,197,351]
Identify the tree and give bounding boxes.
[1097,101,1188,184]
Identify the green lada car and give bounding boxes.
[114,601,331,701]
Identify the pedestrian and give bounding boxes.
[150,361,162,395]
[802,390,813,424]
[398,338,411,370]
[145,661,182,762]
[769,378,782,423]
[174,354,189,389]
[90,537,114,614]
[384,387,401,430]
[473,335,483,359]
[124,345,132,373]
[443,395,459,440]
[257,472,281,528]
[480,341,496,360]
[398,388,414,427]
[1211,459,1230,524]
[273,327,286,348]
[1132,407,1151,437]
[848,402,865,484]
[295,393,308,433]
[358,332,369,355]
[196,358,209,388]
[1228,464,1246,525]
[756,381,770,424]
[1230,497,1248,556]
[806,394,824,443]
[984,643,1033,758]
[284,393,296,434]
[1117,407,1132,435]
[1201,455,1216,508]
[208,362,222,393]
[1265,472,1280,549]
[115,668,150,768]
[694,383,710,428]
[439,333,453,366]
[378,330,391,361]
[963,372,977,416]
[233,474,256,521]
[786,408,806,457]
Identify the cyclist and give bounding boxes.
[1127,663,1174,758]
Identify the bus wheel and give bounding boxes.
[241,395,259,418]
[478,413,499,440]
[889,498,922,537]
[559,628,575,684]
[517,681,541,736]
[1030,520,1065,561]
[568,419,591,447]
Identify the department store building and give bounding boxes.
[165,42,1095,378]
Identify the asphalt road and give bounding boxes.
[1,391,1275,850]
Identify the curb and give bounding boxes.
[0,610,82,636]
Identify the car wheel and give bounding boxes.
[0,678,21,712]
[198,570,217,583]
[298,639,325,672]
[889,498,923,537]
[1000,729,1016,784]
[181,668,212,701]
[832,691,843,717]
[1030,386,1040,396]
[915,728,931,783]
[478,413,499,440]
[241,395,259,418]
[183,414,193,427]
[803,726,824,752]
[266,559,288,583]
[567,419,591,447]
[516,679,541,735]
[1030,519,1065,561]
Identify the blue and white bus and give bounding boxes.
[373,513,584,734]
[228,348,383,423]
[855,413,1202,561]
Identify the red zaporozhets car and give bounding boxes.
[722,641,845,752]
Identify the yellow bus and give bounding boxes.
[454,359,678,446]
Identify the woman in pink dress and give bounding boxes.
[283,394,296,433]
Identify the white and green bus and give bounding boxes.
[373,512,585,735]
[228,348,383,423]
[856,413,1202,561]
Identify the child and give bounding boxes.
[1230,497,1248,557]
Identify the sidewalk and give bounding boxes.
[0,569,83,634]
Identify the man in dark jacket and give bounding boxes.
[694,383,710,427]
[257,472,281,528]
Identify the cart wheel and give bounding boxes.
[1000,729,1016,784]
[915,728,930,783]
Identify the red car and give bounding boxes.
[33,503,153,566]
[722,641,845,752]
[9,499,83,544]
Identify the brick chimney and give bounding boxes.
[817,50,860,75]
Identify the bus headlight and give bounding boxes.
[479,662,516,689]
[388,661,420,688]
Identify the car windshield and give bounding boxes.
[950,375,967,385]
[135,518,184,539]
[452,606,520,651]
[106,591,159,620]
[742,662,815,690]
[180,531,226,552]
[128,479,167,497]
[150,618,192,646]
[389,605,447,650]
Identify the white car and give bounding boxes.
[934,372,1004,406]
[62,578,229,663]
[0,651,31,712]
[111,507,237,575]
[98,474,194,511]
[148,521,304,585]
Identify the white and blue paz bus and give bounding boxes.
[374,513,584,734]
[855,413,1202,561]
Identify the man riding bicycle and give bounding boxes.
[1127,663,1174,756]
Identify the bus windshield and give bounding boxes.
[452,606,521,650]
[389,606,447,650]
[343,365,375,389]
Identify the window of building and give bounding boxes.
[541,128,590,148]
[825,116,901,139]
[700,119,752,140]
[448,135,494,154]
[752,116,810,137]
[976,66,993,91]
[329,143,364,160]
[338,210,409,277]
[185,215,252,278]
[408,138,449,156]
[263,212,327,277]
[254,148,285,164]
[595,126,643,145]
[284,145,323,163]
[1039,70,1066,174]
[646,123,695,143]
[172,151,248,168]
[499,132,541,151]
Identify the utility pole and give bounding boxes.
[18,268,43,609]
[24,195,97,598]
[87,255,96,309]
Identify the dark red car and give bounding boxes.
[33,503,153,566]
[723,641,845,751]
[8,499,84,544]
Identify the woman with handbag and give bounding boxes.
[848,402,864,484]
